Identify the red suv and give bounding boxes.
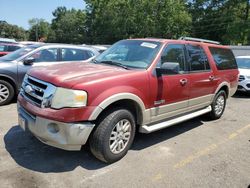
[17,37,239,163]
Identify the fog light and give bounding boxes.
[47,123,60,133]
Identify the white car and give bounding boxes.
[236,56,250,93]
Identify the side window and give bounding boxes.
[160,44,186,74]
[209,47,237,70]
[8,45,21,52]
[0,45,5,52]
[186,44,210,72]
[87,51,95,58]
[61,48,92,61]
[30,48,58,62]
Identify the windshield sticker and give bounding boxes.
[141,42,157,49]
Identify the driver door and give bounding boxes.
[150,44,190,122]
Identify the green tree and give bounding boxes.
[28,18,50,42]
[85,0,192,44]
[50,7,87,44]
[188,0,250,45]
[0,21,27,40]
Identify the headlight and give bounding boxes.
[51,88,87,109]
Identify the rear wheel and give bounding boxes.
[89,108,136,163]
[208,90,226,120]
[0,80,15,106]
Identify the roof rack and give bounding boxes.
[179,37,220,45]
[145,37,166,40]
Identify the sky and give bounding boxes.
[0,0,86,29]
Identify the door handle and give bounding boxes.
[209,75,215,81]
[180,78,188,86]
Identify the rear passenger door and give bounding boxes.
[186,44,216,109]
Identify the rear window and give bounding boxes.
[8,45,21,52]
[209,47,237,70]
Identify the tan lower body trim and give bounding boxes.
[150,94,214,123]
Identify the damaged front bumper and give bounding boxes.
[17,103,95,151]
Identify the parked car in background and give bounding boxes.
[0,43,25,57]
[0,44,100,105]
[91,45,111,53]
[0,38,16,43]
[236,56,250,93]
[17,37,238,163]
[19,41,44,46]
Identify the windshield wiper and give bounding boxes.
[99,60,129,69]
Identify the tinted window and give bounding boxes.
[209,47,237,70]
[160,44,186,74]
[0,45,5,52]
[0,46,37,61]
[30,48,58,62]
[186,44,210,71]
[8,45,21,52]
[61,48,92,61]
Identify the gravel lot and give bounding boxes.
[0,93,249,188]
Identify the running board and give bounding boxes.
[140,106,212,133]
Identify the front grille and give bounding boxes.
[20,75,56,108]
[239,75,245,82]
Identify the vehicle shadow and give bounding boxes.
[4,126,107,173]
[232,91,250,99]
[132,118,203,150]
[4,118,203,173]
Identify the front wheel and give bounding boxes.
[89,109,136,163]
[208,90,227,120]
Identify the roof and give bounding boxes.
[236,56,250,58]
[28,43,99,49]
[0,42,24,47]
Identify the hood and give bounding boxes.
[239,68,250,76]
[28,62,136,88]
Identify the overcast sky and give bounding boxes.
[0,0,86,29]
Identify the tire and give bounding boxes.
[0,80,15,106]
[89,108,136,163]
[208,90,227,120]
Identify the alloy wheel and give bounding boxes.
[0,84,10,103]
[214,95,225,116]
[109,119,132,154]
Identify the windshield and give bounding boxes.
[0,46,37,61]
[236,57,250,69]
[95,40,162,69]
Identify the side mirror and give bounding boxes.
[156,62,180,75]
[23,57,35,65]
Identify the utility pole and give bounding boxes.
[35,19,38,42]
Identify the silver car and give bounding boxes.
[236,56,250,93]
[0,44,100,105]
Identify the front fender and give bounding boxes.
[88,86,149,124]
